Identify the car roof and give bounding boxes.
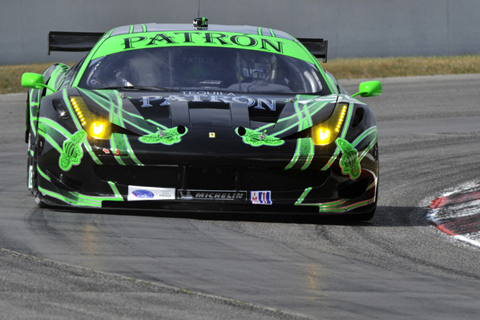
[85,22,319,63]
[107,23,296,41]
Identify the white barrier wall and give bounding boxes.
[2,0,479,64]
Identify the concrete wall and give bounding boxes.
[2,0,479,65]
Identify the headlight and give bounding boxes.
[70,96,112,139]
[311,103,348,145]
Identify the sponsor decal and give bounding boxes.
[131,190,154,199]
[127,186,175,201]
[251,191,272,205]
[178,190,246,201]
[102,148,124,156]
[135,93,276,111]
[28,165,33,189]
[122,32,284,54]
[59,130,87,171]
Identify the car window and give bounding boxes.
[324,70,348,95]
[78,47,329,95]
[61,58,85,89]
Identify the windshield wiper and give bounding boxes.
[97,86,174,91]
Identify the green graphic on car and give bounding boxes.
[139,126,188,145]
[336,137,361,180]
[59,130,87,171]
[236,127,284,147]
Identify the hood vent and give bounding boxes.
[187,101,251,128]
[189,101,231,127]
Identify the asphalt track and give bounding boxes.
[1,74,480,319]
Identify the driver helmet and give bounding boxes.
[238,50,277,81]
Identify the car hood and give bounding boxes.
[76,88,339,138]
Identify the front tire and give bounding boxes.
[31,137,49,208]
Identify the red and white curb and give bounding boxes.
[428,182,480,248]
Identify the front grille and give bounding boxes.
[185,167,236,189]
[95,165,182,188]
[95,165,330,191]
[239,167,328,191]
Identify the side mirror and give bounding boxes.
[352,81,382,97]
[21,73,56,92]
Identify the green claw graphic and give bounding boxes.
[59,130,87,171]
[236,127,284,147]
[139,126,187,145]
[335,138,361,180]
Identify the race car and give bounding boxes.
[21,17,382,220]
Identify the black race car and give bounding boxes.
[21,18,382,220]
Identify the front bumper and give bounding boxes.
[36,148,377,214]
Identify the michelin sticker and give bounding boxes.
[128,186,176,201]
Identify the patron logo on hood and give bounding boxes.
[135,92,277,111]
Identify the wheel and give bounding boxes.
[26,92,35,193]
[30,137,49,208]
[33,191,49,208]
[27,132,34,193]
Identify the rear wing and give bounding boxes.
[48,31,104,54]
[297,38,328,62]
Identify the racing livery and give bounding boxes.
[22,18,382,220]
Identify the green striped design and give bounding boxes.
[294,192,375,213]
[322,126,377,170]
[37,121,65,154]
[321,103,354,170]
[38,181,123,207]
[78,89,124,126]
[258,95,335,136]
[284,96,332,170]
[29,90,41,137]
[294,187,312,206]
[63,90,102,165]
[111,133,143,166]
[294,126,379,212]
[39,117,72,139]
[123,134,143,165]
[79,88,156,135]
[37,165,51,182]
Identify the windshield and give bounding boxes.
[79,47,327,94]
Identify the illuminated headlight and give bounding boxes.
[70,96,111,139]
[92,122,107,136]
[312,103,348,145]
